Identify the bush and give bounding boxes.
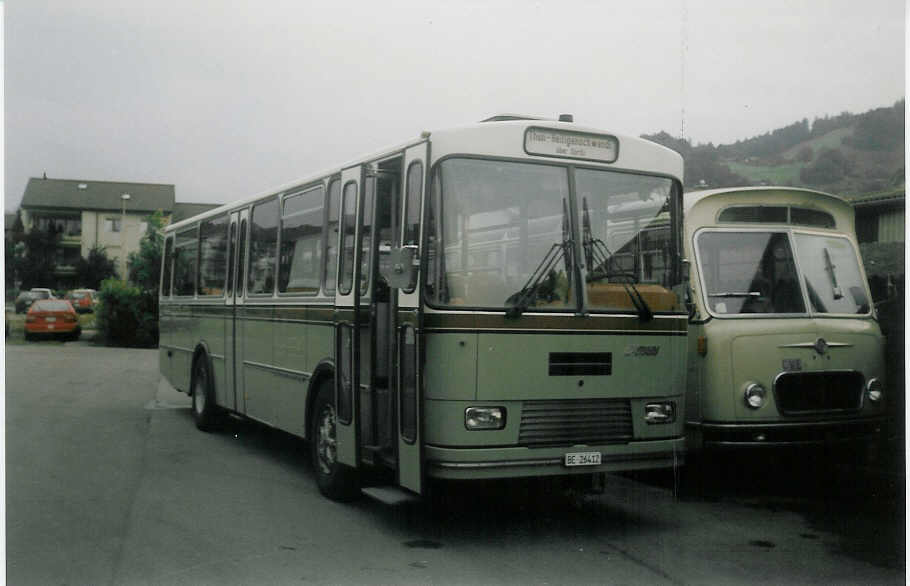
[95,278,159,347]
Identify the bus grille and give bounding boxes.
[774,371,864,414]
[518,399,633,447]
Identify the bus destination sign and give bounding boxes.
[524,127,619,163]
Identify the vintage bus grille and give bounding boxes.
[518,399,633,447]
[774,371,864,414]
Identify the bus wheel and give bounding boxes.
[191,356,218,432]
[311,381,360,502]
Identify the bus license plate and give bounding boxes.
[45,317,56,322]
[564,452,601,467]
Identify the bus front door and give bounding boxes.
[334,166,363,471]
[395,143,427,495]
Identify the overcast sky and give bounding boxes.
[3,0,905,211]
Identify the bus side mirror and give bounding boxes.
[382,245,419,290]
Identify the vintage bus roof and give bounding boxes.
[683,186,855,233]
[684,186,848,212]
[167,118,683,232]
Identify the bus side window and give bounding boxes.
[338,182,357,295]
[226,222,236,297]
[323,179,341,295]
[248,197,279,295]
[174,226,198,297]
[279,186,325,295]
[199,214,229,296]
[403,160,422,247]
[161,236,174,298]
[238,218,248,297]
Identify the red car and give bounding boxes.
[24,299,81,341]
[66,289,96,313]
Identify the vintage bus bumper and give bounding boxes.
[425,438,684,480]
[689,417,888,449]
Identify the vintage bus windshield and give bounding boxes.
[427,158,680,311]
[793,233,870,314]
[696,230,869,315]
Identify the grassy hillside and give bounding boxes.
[643,100,904,196]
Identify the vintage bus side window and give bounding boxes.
[279,186,325,295]
[161,236,174,297]
[323,180,341,294]
[248,197,279,295]
[199,214,229,296]
[718,206,788,224]
[174,226,198,297]
[790,207,835,228]
[338,182,357,295]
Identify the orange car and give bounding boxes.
[24,299,81,341]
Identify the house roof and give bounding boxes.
[172,202,222,223]
[21,178,175,213]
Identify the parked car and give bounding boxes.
[66,289,97,313]
[14,288,55,313]
[24,299,81,341]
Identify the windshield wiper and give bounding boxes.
[505,199,574,318]
[582,197,652,321]
[708,291,761,298]
[823,248,843,300]
[581,196,615,281]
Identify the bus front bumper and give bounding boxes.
[690,417,888,449]
[425,438,684,480]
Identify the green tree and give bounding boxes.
[18,223,60,290]
[75,245,118,289]
[127,210,165,292]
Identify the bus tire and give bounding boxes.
[191,354,219,432]
[311,381,360,502]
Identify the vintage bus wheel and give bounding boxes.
[311,382,359,501]
[191,356,218,432]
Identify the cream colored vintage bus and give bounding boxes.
[683,186,887,453]
[159,115,690,502]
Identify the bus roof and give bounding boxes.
[684,185,847,212]
[166,118,684,232]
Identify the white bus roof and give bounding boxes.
[167,118,683,232]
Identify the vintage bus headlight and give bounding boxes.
[866,378,883,403]
[465,407,506,430]
[743,382,766,409]
[644,402,676,424]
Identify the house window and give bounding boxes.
[105,218,122,232]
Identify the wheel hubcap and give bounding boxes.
[317,404,337,475]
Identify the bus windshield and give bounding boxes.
[792,233,870,314]
[426,158,681,312]
[696,230,869,315]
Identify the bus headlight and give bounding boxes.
[644,402,676,424]
[866,378,883,403]
[743,382,766,409]
[465,407,506,430]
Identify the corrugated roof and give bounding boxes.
[850,189,905,207]
[21,177,175,213]
[172,202,222,223]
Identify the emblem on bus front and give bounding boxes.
[624,345,660,357]
[814,338,828,355]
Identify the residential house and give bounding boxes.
[19,177,220,289]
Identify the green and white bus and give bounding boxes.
[683,186,888,453]
[159,115,689,502]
